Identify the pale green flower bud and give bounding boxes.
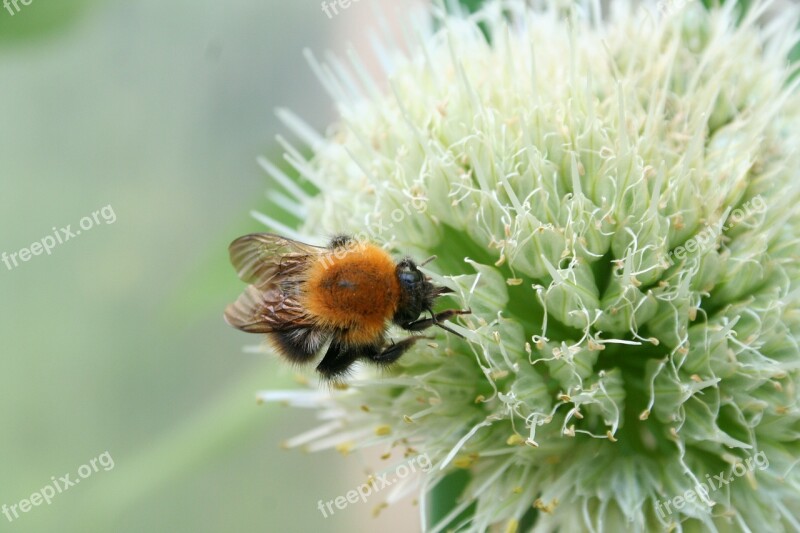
[256,1,800,530]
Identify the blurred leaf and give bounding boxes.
[428,470,475,530]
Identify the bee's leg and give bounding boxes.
[365,337,428,366]
[402,309,471,337]
[315,340,361,380]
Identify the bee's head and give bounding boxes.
[393,257,454,325]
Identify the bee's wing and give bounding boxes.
[228,233,324,286]
[224,285,313,333]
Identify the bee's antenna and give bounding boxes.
[418,255,437,268]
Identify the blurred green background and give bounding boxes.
[2,1,796,532]
[0,0,424,531]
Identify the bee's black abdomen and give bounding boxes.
[315,340,380,379]
[270,327,330,363]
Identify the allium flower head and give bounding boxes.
[257,1,800,530]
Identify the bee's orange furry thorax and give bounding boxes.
[302,243,400,344]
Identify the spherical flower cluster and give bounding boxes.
[258,1,800,530]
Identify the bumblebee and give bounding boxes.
[224,233,470,380]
